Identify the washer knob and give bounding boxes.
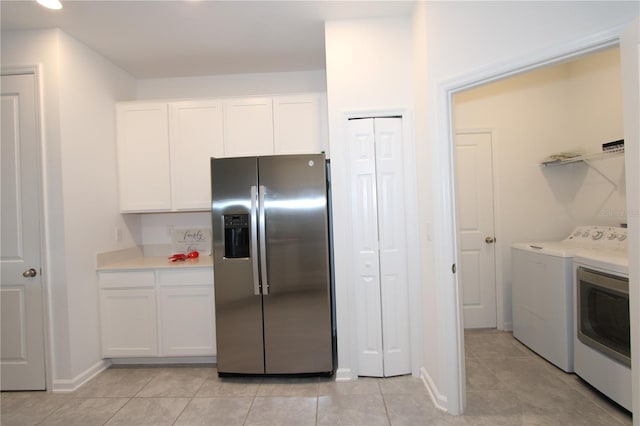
[592,231,603,240]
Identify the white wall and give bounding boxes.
[57,31,138,381]
[619,17,640,421]
[136,70,326,100]
[414,0,639,414]
[411,3,442,406]
[454,48,625,328]
[138,212,210,252]
[1,29,137,389]
[324,17,420,380]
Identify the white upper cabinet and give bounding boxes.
[169,100,224,211]
[273,94,324,155]
[117,100,224,213]
[116,103,171,212]
[116,94,327,212]
[223,97,274,157]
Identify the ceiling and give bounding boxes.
[1,0,415,79]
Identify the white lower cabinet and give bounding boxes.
[98,267,214,358]
[100,288,158,357]
[157,269,216,356]
[158,286,215,356]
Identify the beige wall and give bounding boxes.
[454,47,625,328]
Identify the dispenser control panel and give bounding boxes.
[224,214,250,258]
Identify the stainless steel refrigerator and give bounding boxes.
[211,154,333,376]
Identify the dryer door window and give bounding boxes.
[577,266,630,367]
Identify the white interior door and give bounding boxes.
[348,117,411,377]
[1,72,46,390]
[455,131,497,329]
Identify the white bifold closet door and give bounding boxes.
[347,117,411,377]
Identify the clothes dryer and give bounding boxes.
[573,229,629,411]
[511,226,625,372]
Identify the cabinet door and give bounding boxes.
[116,103,171,212]
[170,100,224,211]
[223,97,274,157]
[158,286,215,356]
[100,288,158,357]
[157,269,215,356]
[273,94,324,155]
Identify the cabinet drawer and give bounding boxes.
[99,271,155,288]
[157,268,213,287]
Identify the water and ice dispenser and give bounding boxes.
[224,214,250,258]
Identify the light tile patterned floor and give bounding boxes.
[1,330,632,425]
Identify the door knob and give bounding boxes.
[485,236,495,244]
[22,268,37,278]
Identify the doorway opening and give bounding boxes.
[453,46,624,332]
[451,45,628,413]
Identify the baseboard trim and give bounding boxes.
[420,367,448,412]
[335,367,355,381]
[108,356,216,365]
[52,359,111,393]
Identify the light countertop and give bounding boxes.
[97,255,213,271]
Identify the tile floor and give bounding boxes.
[0,330,632,425]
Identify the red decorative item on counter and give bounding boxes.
[168,251,199,262]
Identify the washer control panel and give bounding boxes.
[565,226,627,250]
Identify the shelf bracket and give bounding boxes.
[582,159,618,189]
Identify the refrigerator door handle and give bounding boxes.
[250,185,261,296]
[258,185,269,295]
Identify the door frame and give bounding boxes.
[2,65,51,391]
[439,27,629,414]
[337,108,423,380]
[454,128,503,330]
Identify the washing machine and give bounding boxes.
[511,226,624,372]
[573,228,630,411]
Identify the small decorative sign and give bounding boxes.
[171,228,211,255]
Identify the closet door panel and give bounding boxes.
[374,118,411,377]
[347,117,411,378]
[348,118,384,377]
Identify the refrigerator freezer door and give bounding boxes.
[258,154,333,374]
[211,157,264,374]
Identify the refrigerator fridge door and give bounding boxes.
[259,155,333,374]
[211,157,264,374]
